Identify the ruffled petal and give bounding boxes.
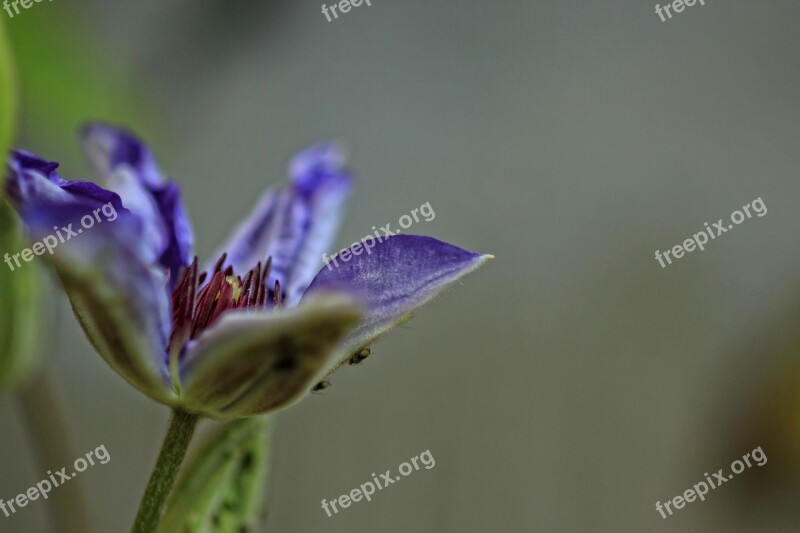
[81,123,194,287]
[6,150,125,212]
[212,143,351,306]
[179,294,361,419]
[302,235,492,375]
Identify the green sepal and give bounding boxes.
[158,417,271,533]
[180,294,361,418]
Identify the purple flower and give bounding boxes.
[4,124,491,419]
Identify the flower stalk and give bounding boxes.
[132,409,200,533]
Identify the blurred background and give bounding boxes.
[2,0,800,531]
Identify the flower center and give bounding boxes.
[168,253,284,357]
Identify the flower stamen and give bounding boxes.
[168,254,285,358]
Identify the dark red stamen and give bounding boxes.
[274,280,283,309]
[168,254,286,357]
[212,253,228,275]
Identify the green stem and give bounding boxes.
[131,409,199,533]
[19,370,93,533]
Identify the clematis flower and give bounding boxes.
[4,124,491,419]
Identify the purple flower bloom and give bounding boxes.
[4,124,491,418]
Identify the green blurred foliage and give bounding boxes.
[0,18,14,150]
[5,4,158,164]
[0,20,39,389]
[158,417,271,533]
[0,202,40,390]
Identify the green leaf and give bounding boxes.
[158,417,271,533]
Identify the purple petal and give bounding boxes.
[302,235,492,374]
[80,123,162,188]
[155,182,194,285]
[212,143,351,305]
[19,202,175,403]
[81,123,194,287]
[6,150,126,213]
[207,186,281,280]
[284,144,352,303]
[100,165,169,265]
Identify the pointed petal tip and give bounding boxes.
[290,142,348,173]
[79,122,141,161]
[289,141,352,194]
[79,121,140,146]
[302,234,490,377]
[79,122,154,180]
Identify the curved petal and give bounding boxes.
[6,150,126,212]
[80,123,194,287]
[212,143,351,306]
[179,294,361,419]
[16,202,175,404]
[6,151,173,401]
[80,123,163,188]
[284,144,352,303]
[302,235,492,376]
[103,165,169,265]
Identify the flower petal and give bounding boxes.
[302,235,492,375]
[284,144,352,303]
[6,149,174,400]
[6,150,126,212]
[81,123,194,287]
[102,165,169,264]
[17,202,175,404]
[80,123,163,187]
[212,144,351,305]
[179,294,361,419]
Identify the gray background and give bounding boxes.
[2,0,800,531]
